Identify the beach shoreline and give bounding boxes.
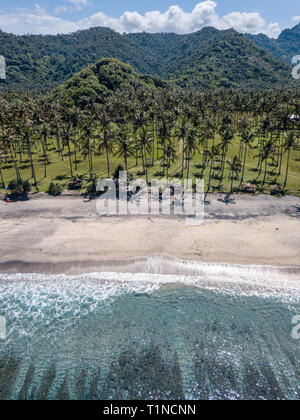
[0,194,299,273]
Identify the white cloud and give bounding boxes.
[292,16,300,23]
[54,6,68,15]
[220,12,281,38]
[66,0,89,11]
[265,23,281,38]
[0,9,78,35]
[55,0,89,15]
[78,1,226,34]
[0,1,282,38]
[34,4,47,16]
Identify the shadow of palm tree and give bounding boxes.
[193,172,203,179]
[218,194,236,205]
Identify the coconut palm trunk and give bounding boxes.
[218,148,227,187]
[106,145,110,178]
[205,162,213,201]
[67,137,73,179]
[0,167,4,187]
[181,138,185,178]
[43,133,48,178]
[240,143,248,186]
[25,134,37,187]
[283,147,291,189]
[124,152,128,172]
[262,158,268,186]
[187,151,190,180]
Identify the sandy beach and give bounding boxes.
[0,194,299,272]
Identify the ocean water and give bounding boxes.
[0,255,300,400]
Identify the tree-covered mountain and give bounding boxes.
[159,27,292,89]
[0,24,297,91]
[0,27,179,91]
[247,23,300,63]
[52,58,167,107]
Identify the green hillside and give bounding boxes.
[0,25,295,91]
[159,28,292,89]
[0,27,179,91]
[52,58,167,107]
[247,23,300,63]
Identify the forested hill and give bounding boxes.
[0,27,180,90]
[247,23,300,63]
[0,25,296,91]
[51,58,167,107]
[158,27,292,89]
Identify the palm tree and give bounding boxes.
[81,119,96,180]
[0,151,6,187]
[132,110,147,166]
[239,128,256,186]
[283,132,297,189]
[51,102,64,160]
[204,145,220,200]
[218,126,235,187]
[1,132,20,180]
[256,139,276,186]
[139,127,152,184]
[198,129,209,178]
[12,103,37,187]
[17,105,38,187]
[97,111,114,178]
[41,122,50,178]
[161,142,177,180]
[175,119,189,178]
[227,155,242,194]
[114,126,134,172]
[149,107,157,166]
[61,120,74,179]
[158,119,169,174]
[184,129,199,180]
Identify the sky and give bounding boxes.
[0,0,299,38]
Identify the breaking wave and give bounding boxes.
[1,254,300,303]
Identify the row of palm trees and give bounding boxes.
[0,87,299,196]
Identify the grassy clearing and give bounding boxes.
[1,132,299,197]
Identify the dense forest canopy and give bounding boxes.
[0,24,299,91]
[247,23,300,63]
[51,58,167,108]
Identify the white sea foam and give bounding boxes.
[1,255,299,349]
[0,255,300,304]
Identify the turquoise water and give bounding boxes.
[0,257,300,400]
